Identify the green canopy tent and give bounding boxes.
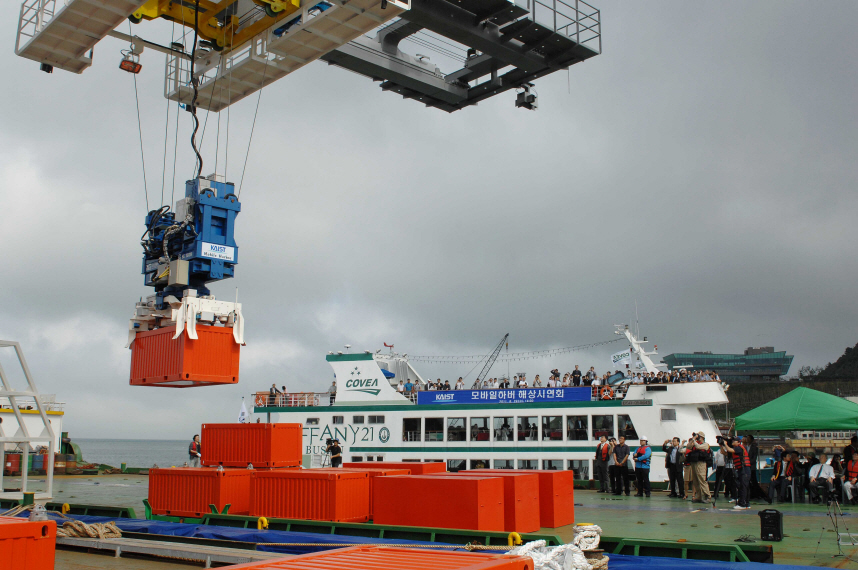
[734,386,858,431]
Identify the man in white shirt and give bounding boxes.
[491,378,500,389]
[809,453,835,504]
[455,377,465,390]
[518,377,527,388]
[547,377,556,388]
[397,380,405,393]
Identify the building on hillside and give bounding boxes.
[662,347,794,382]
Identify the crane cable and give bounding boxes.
[129,21,149,212]
[237,56,268,199]
[189,0,204,180]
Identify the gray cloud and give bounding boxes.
[1,0,855,439]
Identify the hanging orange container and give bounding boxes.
[201,423,302,468]
[434,472,540,533]
[312,468,410,519]
[0,516,56,570]
[373,475,504,531]
[216,545,534,570]
[148,468,253,518]
[129,325,240,387]
[250,470,369,522]
[342,461,445,474]
[473,469,575,528]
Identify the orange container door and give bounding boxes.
[372,475,504,531]
[314,468,410,519]
[0,517,56,570]
[250,470,370,522]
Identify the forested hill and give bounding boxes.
[817,342,858,378]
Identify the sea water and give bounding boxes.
[75,438,191,468]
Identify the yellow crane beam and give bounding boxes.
[131,0,300,52]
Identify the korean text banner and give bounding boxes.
[417,387,591,405]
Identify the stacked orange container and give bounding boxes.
[372,475,504,531]
[250,470,370,522]
[0,516,56,570]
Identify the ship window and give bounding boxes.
[332,416,344,425]
[697,407,714,421]
[306,418,319,425]
[402,459,420,462]
[353,415,365,424]
[448,417,466,441]
[617,415,638,440]
[542,416,563,441]
[377,456,384,461]
[592,415,614,439]
[366,457,373,461]
[494,417,513,441]
[351,456,363,462]
[470,417,490,441]
[369,415,385,424]
[494,459,515,469]
[403,418,421,441]
[470,459,490,470]
[518,459,538,469]
[567,415,588,441]
[517,416,538,441]
[661,409,677,421]
[543,460,563,471]
[425,418,444,441]
[568,459,590,479]
[425,459,444,463]
[448,459,466,472]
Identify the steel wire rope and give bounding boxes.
[171,17,187,206]
[129,21,149,212]
[159,71,171,207]
[224,20,236,181]
[413,30,469,55]
[237,52,270,199]
[189,0,204,180]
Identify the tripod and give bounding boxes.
[816,493,855,558]
[320,449,331,468]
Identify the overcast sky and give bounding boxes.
[1,1,856,440]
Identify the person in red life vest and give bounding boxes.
[720,435,751,509]
[633,436,652,497]
[188,434,202,467]
[769,452,798,502]
[842,451,858,504]
[594,436,612,493]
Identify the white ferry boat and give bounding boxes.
[253,326,727,481]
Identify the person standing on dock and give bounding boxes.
[612,436,631,496]
[188,435,202,468]
[633,437,652,497]
[663,437,684,498]
[686,432,712,503]
[594,436,611,493]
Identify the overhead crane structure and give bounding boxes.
[15,0,601,112]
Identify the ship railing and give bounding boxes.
[517,0,602,54]
[0,395,64,412]
[252,392,332,408]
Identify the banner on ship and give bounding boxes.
[417,387,590,405]
[610,349,631,369]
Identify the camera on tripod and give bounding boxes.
[325,438,333,446]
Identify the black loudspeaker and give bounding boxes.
[759,509,783,541]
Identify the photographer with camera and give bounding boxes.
[325,438,342,468]
[686,431,712,503]
[719,435,750,509]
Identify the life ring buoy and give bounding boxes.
[600,386,614,400]
[254,394,266,407]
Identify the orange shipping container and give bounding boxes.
[148,468,252,518]
[432,472,540,533]
[0,516,56,570]
[202,423,302,468]
[311,468,410,519]
[250,470,369,522]
[219,545,534,570]
[342,461,446,474]
[373,475,504,531]
[130,325,240,387]
[473,469,575,528]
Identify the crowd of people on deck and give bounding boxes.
[401,366,723,396]
[593,432,858,508]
